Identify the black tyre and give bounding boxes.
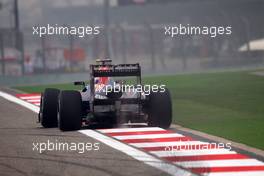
[39,88,60,128]
[147,88,172,129]
[58,90,82,131]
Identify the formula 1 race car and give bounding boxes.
[38,59,172,131]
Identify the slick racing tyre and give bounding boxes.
[39,88,60,128]
[58,90,82,131]
[147,88,172,129]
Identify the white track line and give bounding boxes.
[208,171,264,176]
[98,127,165,133]
[0,91,195,176]
[175,159,264,168]
[114,133,184,140]
[0,91,39,113]
[151,149,236,157]
[79,130,195,176]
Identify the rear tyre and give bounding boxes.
[147,88,172,129]
[58,90,82,131]
[39,88,60,128]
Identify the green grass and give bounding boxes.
[14,70,264,150]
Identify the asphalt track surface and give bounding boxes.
[0,93,176,176]
[1,91,264,176]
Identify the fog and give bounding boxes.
[0,0,263,86]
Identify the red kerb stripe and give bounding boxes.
[142,144,223,152]
[16,93,41,97]
[162,153,249,162]
[190,165,264,173]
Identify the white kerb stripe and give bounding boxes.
[79,130,195,176]
[0,91,39,113]
[19,95,41,100]
[176,159,264,168]
[151,149,236,157]
[98,127,165,133]
[122,123,148,126]
[131,141,207,148]
[114,133,184,140]
[27,99,40,103]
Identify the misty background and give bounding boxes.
[0,0,264,86]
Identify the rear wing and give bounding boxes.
[90,63,141,77]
